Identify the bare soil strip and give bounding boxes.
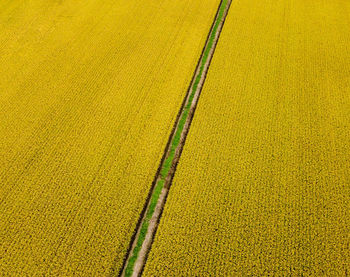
[119,1,232,276]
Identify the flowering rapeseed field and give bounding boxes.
[0,0,220,274]
[144,0,350,275]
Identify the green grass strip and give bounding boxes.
[160,0,228,179]
[124,1,229,275]
[124,180,164,276]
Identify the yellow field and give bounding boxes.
[144,0,350,275]
[0,0,221,274]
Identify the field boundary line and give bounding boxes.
[118,0,232,276]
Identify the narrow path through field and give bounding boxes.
[119,0,232,276]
